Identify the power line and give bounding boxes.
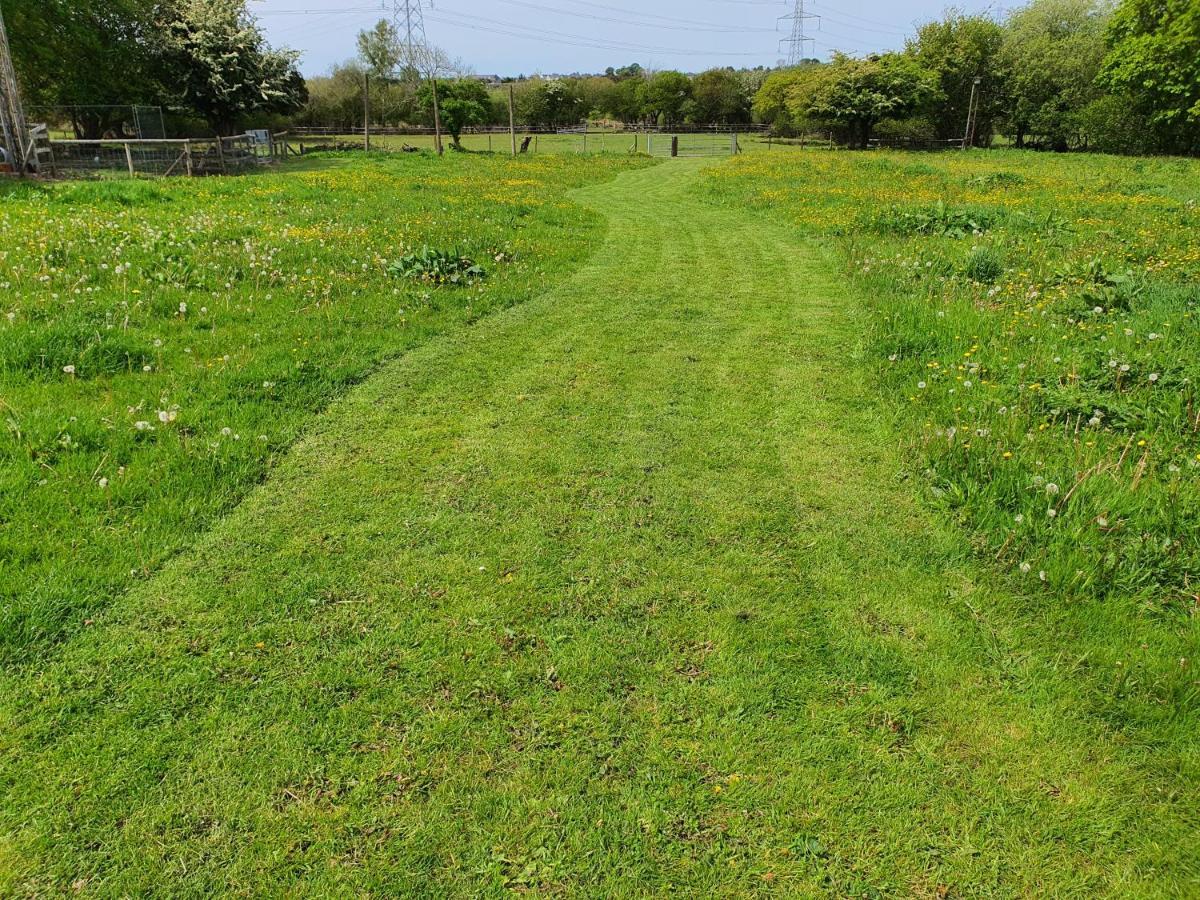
[492,0,777,33]
[428,7,763,56]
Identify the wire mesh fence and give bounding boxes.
[286,125,762,157]
[46,136,265,178]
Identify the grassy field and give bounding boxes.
[1,150,1198,894]
[295,131,772,157]
[701,150,1200,606]
[0,151,650,662]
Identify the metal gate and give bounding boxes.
[645,132,739,158]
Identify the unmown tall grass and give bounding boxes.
[701,149,1200,611]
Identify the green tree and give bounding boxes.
[419,79,489,148]
[356,19,402,80]
[637,70,692,125]
[792,53,941,148]
[1100,0,1200,154]
[158,0,306,135]
[691,68,751,124]
[908,11,1005,144]
[753,65,824,133]
[595,77,643,122]
[6,0,162,138]
[517,79,584,127]
[997,0,1112,150]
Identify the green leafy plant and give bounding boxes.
[387,246,486,285]
[875,201,994,238]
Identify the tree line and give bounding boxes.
[309,0,1196,156]
[7,0,1197,155]
[756,0,1198,155]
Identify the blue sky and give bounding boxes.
[254,0,1003,77]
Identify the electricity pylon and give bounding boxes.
[780,0,819,66]
[393,0,428,57]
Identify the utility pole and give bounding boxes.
[364,73,371,152]
[780,0,819,67]
[962,76,982,149]
[508,84,516,156]
[0,0,33,174]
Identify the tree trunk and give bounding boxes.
[430,77,443,155]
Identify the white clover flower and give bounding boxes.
[1047,507,1057,518]
[1015,514,1025,524]
[221,427,232,437]
[917,381,927,389]
[98,477,109,489]
[1097,517,1108,528]
[1149,373,1160,383]
[179,302,187,314]
[62,365,76,375]
[1020,562,1031,573]
[1039,570,1048,581]
[1045,483,1060,495]
[134,420,151,430]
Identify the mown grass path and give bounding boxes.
[2,160,1195,895]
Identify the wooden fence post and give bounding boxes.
[124,142,135,177]
[508,85,517,156]
[184,141,193,176]
[216,137,226,174]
